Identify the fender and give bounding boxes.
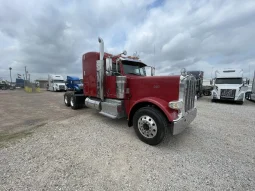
[128,97,178,123]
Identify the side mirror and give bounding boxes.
[248,79,250,85]
[210,80,212,85]
[106,58,113,76]
[151,67,155,76]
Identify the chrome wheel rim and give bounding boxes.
[64,96,68,104]
[70,97,74,106]
[138,115,157,138]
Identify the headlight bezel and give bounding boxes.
[169,100,183,110]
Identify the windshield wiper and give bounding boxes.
[127,72,142,76]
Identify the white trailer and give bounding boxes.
[48,74,66,92]
[211,68,248,104]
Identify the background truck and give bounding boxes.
[64,76,84,107]
[65,76,83,93]
[202,79,213,96]
[245,71,255,101]
[211,68,249,104]
[63,37,197,145]
[187,71,204,98]
[0,80,10,90]
[48,74,66,92]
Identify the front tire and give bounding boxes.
[133,107,167,145]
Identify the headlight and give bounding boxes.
[237,93,244,100]
[169,101,183,110]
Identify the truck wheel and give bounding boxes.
[133,107,167,145]
[64,94,70,107]
[70,95,79,110]
[238,101,244,105]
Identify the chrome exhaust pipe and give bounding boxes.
[98,37,104,101]
[98,37,104,60]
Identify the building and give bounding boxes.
[35,78,48,89]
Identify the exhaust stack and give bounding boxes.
[97,37,104,101]
[98,37,104,60]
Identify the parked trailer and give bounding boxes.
[16,78,24,88]
[211,68,249,104]
[64,37,197,145]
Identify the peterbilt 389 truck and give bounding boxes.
[63,37,197,145]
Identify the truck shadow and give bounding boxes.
[87,110,193,148]
[212,100,245,105]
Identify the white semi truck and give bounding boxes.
[48,74,66,92]
[211,68,248,104]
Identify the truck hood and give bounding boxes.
[127,75,180,102]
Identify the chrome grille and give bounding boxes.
[184,77,196,112]
[59,85,65,89]
[220,89,236,98]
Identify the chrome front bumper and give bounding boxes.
[172,108,197,135]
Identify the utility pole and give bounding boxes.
[25,66,27,80]
[28,73,30,82]
[9,67,12,84]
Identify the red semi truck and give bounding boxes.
[64,37,197,145]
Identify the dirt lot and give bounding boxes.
[0,89,83,143]
[0,89,255,190]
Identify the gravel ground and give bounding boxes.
[0,91,255,191]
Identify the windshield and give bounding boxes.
[215,78,242,84]
[54,80,64,83]
[73,80,81,84]
[122,61,146,76]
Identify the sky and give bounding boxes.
[0,0,255,81]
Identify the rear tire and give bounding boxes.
[64,93,70,107]
[237,101,244,105]
[133,107,167,145]
[70,95,79,110]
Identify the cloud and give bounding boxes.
[0,0,255,81]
